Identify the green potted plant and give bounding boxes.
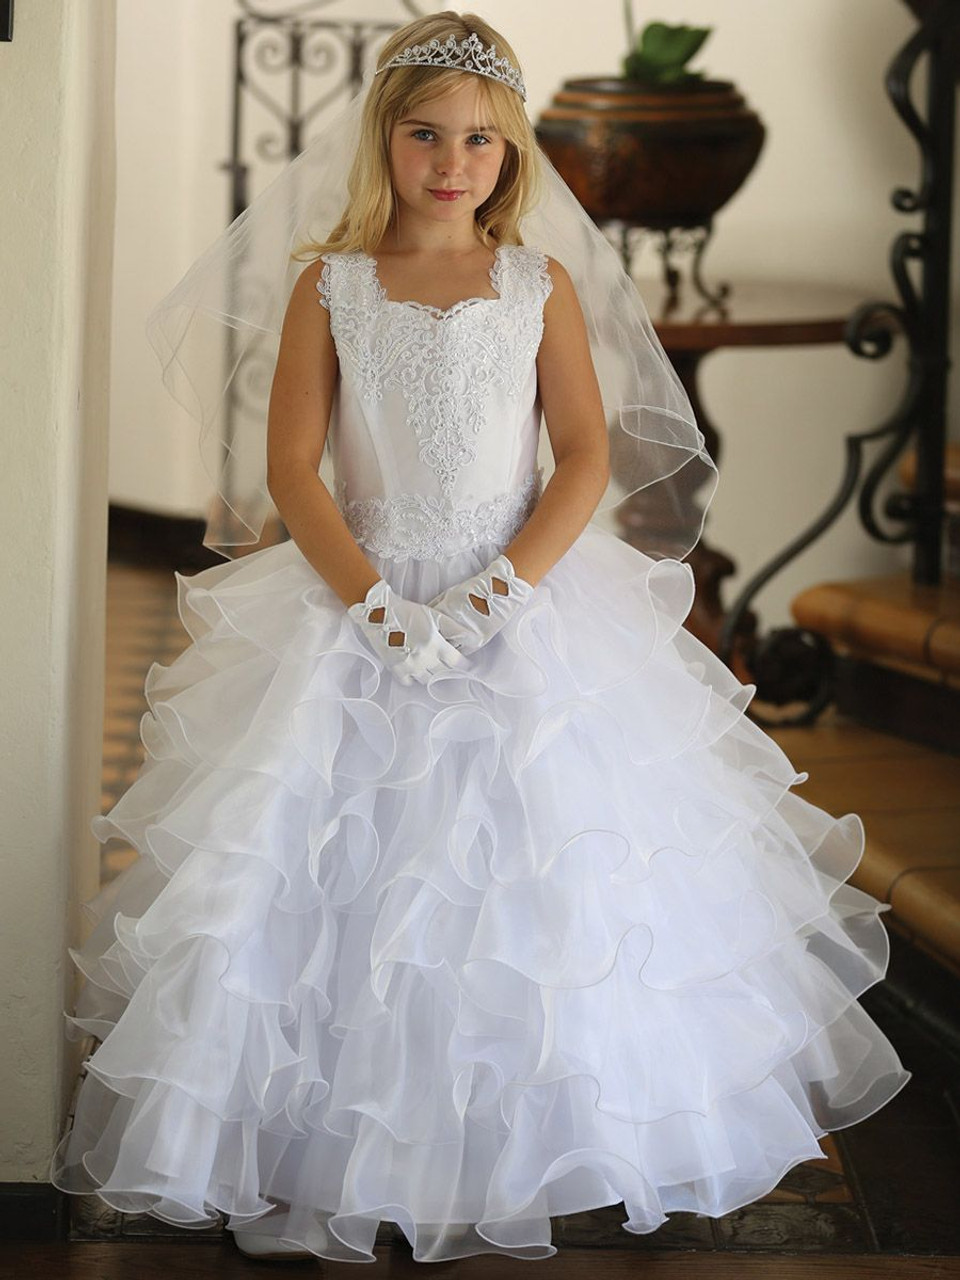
[535,8,766,231]
[622,17,712,85]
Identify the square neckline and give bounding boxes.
[359,244,507,319]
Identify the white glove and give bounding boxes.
[347,577,468,686]
[426,554,535,657]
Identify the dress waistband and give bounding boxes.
[334,468,543,562]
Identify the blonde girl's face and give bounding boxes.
[387,77,508,232]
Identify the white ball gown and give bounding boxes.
[51,242,912,1263]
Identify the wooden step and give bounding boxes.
[771,713,960,977]
[786,572,960,972]
[792,573,960,679]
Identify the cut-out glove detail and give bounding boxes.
[347,578,467,685]
[427,553,535,657]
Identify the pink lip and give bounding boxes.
[430,189,464,200]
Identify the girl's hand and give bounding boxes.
[426,554,535,657]
[347,578,469,686]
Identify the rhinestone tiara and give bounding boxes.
[374,32,527,101]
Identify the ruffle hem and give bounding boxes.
[50,523,912,1262]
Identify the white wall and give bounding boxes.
[109,0,224,519]
[0,1,116,1181]
[112,0,950,624]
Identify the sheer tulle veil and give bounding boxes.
[144,31,717,563]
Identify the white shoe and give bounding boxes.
[232,1228,314,1260]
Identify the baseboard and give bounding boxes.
[107,503,292,572]
[834,654,960,755]
[107,503,223,571]
[0,1183,68,1241]
[875,922,960,1064]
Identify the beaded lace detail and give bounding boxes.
[335,467,543,562]
[317,245,552,497]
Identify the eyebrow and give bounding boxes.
[398,118,501,133]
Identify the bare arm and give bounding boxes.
[265,259,382,610]
[498,256,611,588]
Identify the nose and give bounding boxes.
[434,141,466,178]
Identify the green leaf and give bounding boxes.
[658,65,702,83]
[623,52,659,78]
[638,21,711,70]
[623,46,705,85]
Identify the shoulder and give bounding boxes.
[520,249,574,309]
[289,252,343,316]
[534,253,582,322]
[503,244,565,301]
[540,253,572,294]
[291,255,326,297]
[297,249,368,312]
[279,256,335,342]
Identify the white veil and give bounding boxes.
[144,53,717,563]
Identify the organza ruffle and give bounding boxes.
[51,524,911,1263]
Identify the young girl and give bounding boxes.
[52,10,911,1265]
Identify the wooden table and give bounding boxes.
[622,278,873,663]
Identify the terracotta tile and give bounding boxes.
[808,1133,844,1175]
[814,1184,855,1203]
[759,1187,807,1203]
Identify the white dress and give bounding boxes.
[51,242,912,1263]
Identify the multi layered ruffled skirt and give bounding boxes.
[51,521,912,1262]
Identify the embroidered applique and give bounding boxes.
[334,467,544,561]
[318,245,552,496]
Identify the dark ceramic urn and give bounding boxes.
[535,77,766,230]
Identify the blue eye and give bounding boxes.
[410,129,491,145]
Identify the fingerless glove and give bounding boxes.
[347,578,467,685]
[426,554,535,657]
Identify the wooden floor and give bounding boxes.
[5,1241,960,1278]
[770,707,960,978]
[29,559,960,1274]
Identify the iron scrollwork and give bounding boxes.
[611,221,732,311]
[717,0,955,726]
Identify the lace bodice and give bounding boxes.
[316,243,552,560]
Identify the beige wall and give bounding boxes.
[0,2,116,1179]
[109,0,229,520]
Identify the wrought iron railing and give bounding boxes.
[717,0,957,725]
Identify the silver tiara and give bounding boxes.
[375,32,527,101]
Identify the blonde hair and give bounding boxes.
[291,10,540,261]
